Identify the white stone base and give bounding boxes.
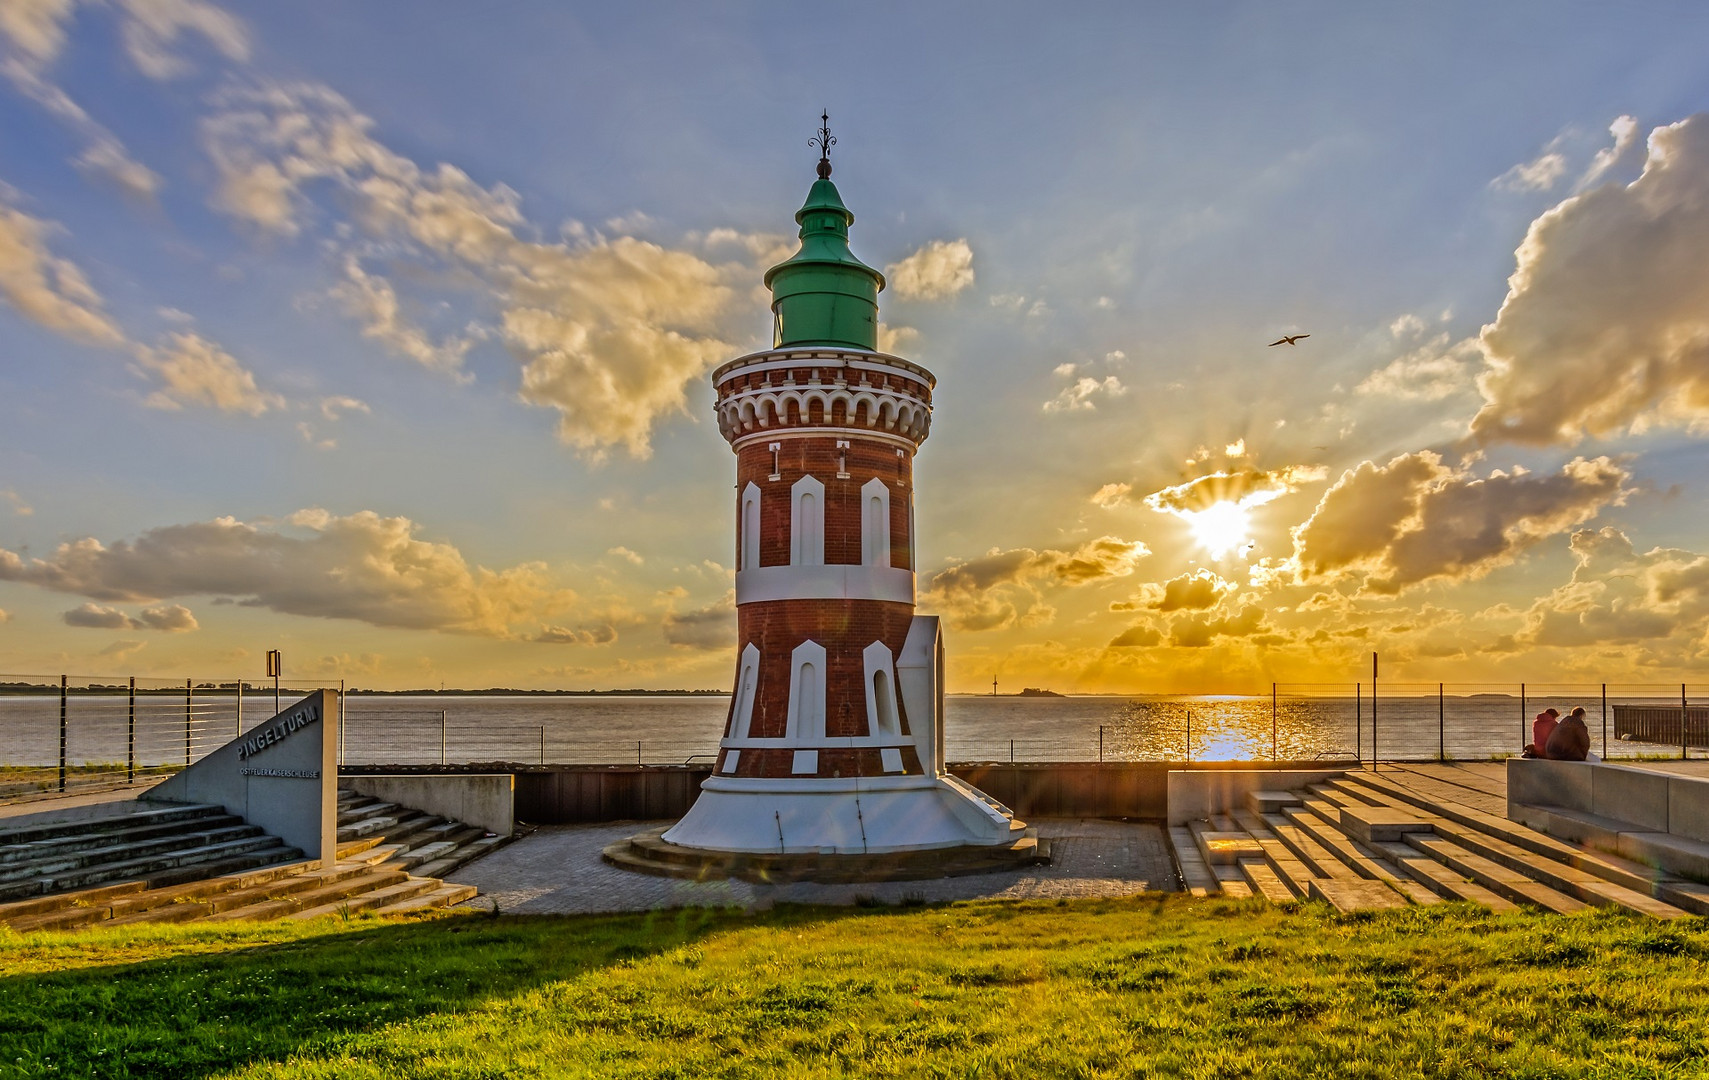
[661,773,1021,855]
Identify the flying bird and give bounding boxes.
[1269,334,1310,346]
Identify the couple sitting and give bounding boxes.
[1523,707,1591,761]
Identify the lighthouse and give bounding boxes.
[609,118,1039,878]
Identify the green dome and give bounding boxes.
[764,178,886,351]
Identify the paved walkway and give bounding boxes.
[1375,759,1709,816]
[446,817,1177,914]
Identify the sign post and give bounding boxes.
[266,650,282,716]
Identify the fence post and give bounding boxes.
[540,726,546,765]
[235,682,242,737]
[184,679,193,765]
[441,710,448,766]
[637,740,642,766]
[1683,683,1689,761]
[1271,683,1277,760]
[1099,725,1104,763]
[339,679,346,767]
[58,674,67,793]
[1601,683,1608,759]
[1520,683,1526,753]
[1355,684,1361,765]
[1010,738,1015,764]
[127,676,136,784]
[1185,709,1192,763]
[1439,683,1445,763]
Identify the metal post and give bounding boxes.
[184,678,193,766]
[1438,683,1445,763]
[540,726,546,765]
[1099,725,1104,763]
[127,676,136,784]
[235,682,243,737]
[1520,683,1527,753]
[1271,683,1277,760]
[58,674,67,793]
[339,679,346,767]
[1601,683,1608,759]
[1186,708,1192,763]
[1683,683,1689,761]
[441,710,448,766]
[1009,738,1014,764]
[637,740,642,765]
[1371,653,1378,769]
[1355,683,1361,765]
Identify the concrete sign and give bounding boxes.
[148,689,339,866]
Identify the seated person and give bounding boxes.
[1545,707,1591,762]
[1523,708,1560,758]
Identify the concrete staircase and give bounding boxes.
[1170,770,1705,918]
[605,825,1049,883]
[0,788,505,931]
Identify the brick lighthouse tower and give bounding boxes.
[609,118,1041,878]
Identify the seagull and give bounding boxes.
[1269,334,1310,346]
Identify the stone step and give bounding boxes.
[1308,878,1408,913]
[337,815,402,842]
[287,876,441,920]
[0,823,265,887]
[104,859,318,918]
[409,835,507,880]
[368,882,479,916]
[1,856,314,930]
[0,835,294,901]
[1280,806,1442,906]
[1207,861,1253,898]
[1371,840,1518,912]
[0,803,225,847]
[0,879,146,923]
[1187,820,1261,867]
[1229,810,1319,897]
[604,828,1048,884]
[1338,774,1693,919]
[336,801,399,825]
[335,835,383,860]
[1246,790,1303,815]
[1168,826,1219,897]
[1257,813,1363,882]
[380,840,458,872]
[0,813,248,867]
[207,868,410,922]
[104,900,216,927]
[1405,836,1589,914]
[1238,858,1296,903]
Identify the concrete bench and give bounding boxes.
[1508,759,1709,881]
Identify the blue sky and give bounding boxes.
[4,2,1709,690]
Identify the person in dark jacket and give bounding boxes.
[1545,707,1591,761]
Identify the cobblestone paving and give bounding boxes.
[448,817,1177,914]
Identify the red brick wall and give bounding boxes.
[735,437,914,570]
[728,599,915,740]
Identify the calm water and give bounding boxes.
[0,689,1693,767]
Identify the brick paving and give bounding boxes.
[447,817,1177,914]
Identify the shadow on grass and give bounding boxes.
[0,904,846,1080]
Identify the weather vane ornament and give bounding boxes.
[810,110,835,179]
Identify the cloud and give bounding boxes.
[921,536,1150,631]
[0,58,161,200]
[662,591,735,649]
[0,0,76,63]
[1472,114,1709,445]
[607,546,643,566]
[331,257,476,374]
[876,322,917,354]
[0,197,124,345]
[0,508,576,637]
[0,489,31,516]
[0,607,8,622]
[1291,452,1629,593]
[1507,527,1675,648]
[1357,333,1481,402]
[533,623,618,646]
[202,82,748,459]
[62,601,198,631]
[318,395,369,421]
[1493,151,1567,193]
[131,330,281,414]
[1090,482,1132,509]
[1170,604,1265,648]
[885,238,974,301]
[1577,115,1641,190]
[1044,375,1125,413]
[1152,569,1233,612]
[114,0,249,79]
[1142,465,1326,515]
[1108,624,1161,648]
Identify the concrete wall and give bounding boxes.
[345,774,513,837]
[1507,758,1709,839]
[146,689,338,865]
[1166,768,1360,826]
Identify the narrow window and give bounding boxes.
[862,639,901,737]
[787,641,828,740]
[740,483,761,570]
[873,669,896,736]
[861,477,890,566]
[731,643,760,738]
[791,475,824,566]
[768,442,781,481]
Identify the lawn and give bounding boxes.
[1,896,1706,1079]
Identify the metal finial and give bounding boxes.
[809,110,835,179]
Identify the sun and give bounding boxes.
[1181,500,1252,558]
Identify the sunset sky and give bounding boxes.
[4,3,1709,692]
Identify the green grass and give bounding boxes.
[2,897,1708,1078]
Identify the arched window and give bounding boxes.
[791,475,824,566]
[730,643,760,739]
[861,477,890,567]
[787,640,827,740]
[862,640,900,737]
[739,483,761,570]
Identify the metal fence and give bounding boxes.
[4,674,1707,803]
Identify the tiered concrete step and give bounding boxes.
[604,825,1049,883]
[334,791,510,880]
[0,802,300,904]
